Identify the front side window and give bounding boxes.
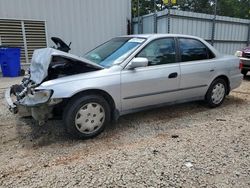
[84,37,145,68]
[136,38,176,66]
[179,38,215,62]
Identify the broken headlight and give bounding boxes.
[19,89,53,106]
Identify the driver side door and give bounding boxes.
[121,37,181,112]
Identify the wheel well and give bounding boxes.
[71,89,115,109]
[214,75,230,94]
[67,89,117,119]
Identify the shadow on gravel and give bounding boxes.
[118,95,245,124]
[15,95,245,148]
[16,117,72,148]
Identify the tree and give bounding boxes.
[132,0,162,18]
[177,0,213,13]
[217,0,250,19]
[132,0,250,19]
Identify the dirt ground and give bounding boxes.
[0,76,249,187]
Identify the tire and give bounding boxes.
[241,70,248,77]
[205,78,227,108]
[63,94,111,139]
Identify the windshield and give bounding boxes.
[84,37,146,68]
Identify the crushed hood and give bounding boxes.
[30,48,103,84]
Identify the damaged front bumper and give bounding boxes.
[5,87,18,114]
[5,85,62,125]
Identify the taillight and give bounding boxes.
[239,61,243,69]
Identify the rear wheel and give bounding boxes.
[63,95,110,139]
[205,78,227,108]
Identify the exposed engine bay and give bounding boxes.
[46,56,98,81]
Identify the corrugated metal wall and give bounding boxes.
[0,0,131,57]
[133,9,250,55]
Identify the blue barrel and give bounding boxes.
[0,47,21,77]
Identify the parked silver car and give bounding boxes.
[5,34,242,139]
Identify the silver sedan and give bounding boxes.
[5,34,243,139]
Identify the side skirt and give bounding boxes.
[119,96,204,116]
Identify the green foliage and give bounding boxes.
[132,0,250,19]
[132,0,162,17]
[217,0,250,19]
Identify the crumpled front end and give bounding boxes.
[5,77,60,125]
[5,47,102,124]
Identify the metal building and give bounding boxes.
[133,9,250,55]
[0,0,131,67]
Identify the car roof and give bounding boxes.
[121,34,203,40]
[119,33,221,57]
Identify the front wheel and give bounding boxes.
[63,95,111,139]
[205,78,227,108]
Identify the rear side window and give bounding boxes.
[179,38,215,62]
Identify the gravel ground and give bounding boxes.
[0,77,249,187]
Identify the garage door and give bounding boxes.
[0,19,47,65]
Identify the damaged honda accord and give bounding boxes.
[5,34,243,139]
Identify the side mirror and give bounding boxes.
[128,57,148,69]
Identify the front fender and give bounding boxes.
[37,75,121,111]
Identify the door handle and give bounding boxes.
[168,72,178,79]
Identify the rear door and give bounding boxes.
[178,38,217,99]
[121,37,181,112]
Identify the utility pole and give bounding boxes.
[154,0,157,33]
[167,0,171,33]
[137,0,140,33]
[211,0,217,46]
[137,0,139,20]
[154,0,156,13]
